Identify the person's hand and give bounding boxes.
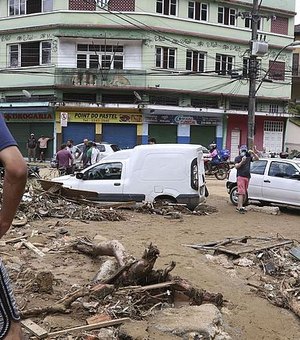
[242,156,247,163]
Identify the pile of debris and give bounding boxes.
[6,180,126,222]
[8,238,225,339]
[186,236,300,318]
[3,179,218,224]
[135,202,218,218]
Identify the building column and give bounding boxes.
[177,124,190,144]
[216,120,223,150]
[141,122,149,144]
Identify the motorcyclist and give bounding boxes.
[204,143,220,173]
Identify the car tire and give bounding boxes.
[229,186,248,206]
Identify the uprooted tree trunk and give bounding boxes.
[21,239,223,318]
[73,238,223,306]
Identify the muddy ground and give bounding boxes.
[3,173,300,339]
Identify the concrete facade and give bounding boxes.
[0,0,296,157]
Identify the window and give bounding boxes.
[268,61,285,81]
[245,17,261,30]
[271,17,288,35]
[156,47,176,69]
[156,0,177,16]
[215,54,233,75]
[269,104,279,114]
[268,162,297,178]
[8,41,51,67]
[292,53,299,76]
[218,6,236,26]
[97,0,109,8]
[186,50,205,72]
[250,160,267,175]
[76,44,124,70]
[9,0,53,15]
[85,162,122,180]
[188,2,208,21]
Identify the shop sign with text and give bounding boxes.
[4,112,53,122]
[144,114,219,125]
[56,111,142,124]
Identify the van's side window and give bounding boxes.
[86,162,122,180]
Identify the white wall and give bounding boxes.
[285,120,300,151]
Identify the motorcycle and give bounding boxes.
[204,159,230,180]
[204,149,231,180]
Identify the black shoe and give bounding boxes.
[236,208,245,214]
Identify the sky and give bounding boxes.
[296,1,300,25]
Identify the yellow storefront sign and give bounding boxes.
[55,111,142,124]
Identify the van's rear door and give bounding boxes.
[197,149,206,198]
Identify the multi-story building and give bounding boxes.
[0,0,296,159]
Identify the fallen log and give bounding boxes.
[73,238,131,267]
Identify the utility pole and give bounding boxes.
[247,0,259,149]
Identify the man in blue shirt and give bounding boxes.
[0,114,27,339]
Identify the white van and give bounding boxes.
[51,144,207,210]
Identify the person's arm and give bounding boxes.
[0,146,27,238]
[235,156,245,169]
[69,151,73,165]
[249,149,259,161]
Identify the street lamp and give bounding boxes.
[247,40,300,149]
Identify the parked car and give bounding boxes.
[49,144,207,210]
[74,142,120,167]
[50,142,120,169]
[226,158,300,208]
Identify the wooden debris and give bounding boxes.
[21,319,48,339]
[47,318,130,337]
[184,236,293,257]
[86,313,112,325]
[21,287,90,318]
[22,240,45,257]
[12,215,28,227]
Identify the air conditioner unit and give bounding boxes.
[251,41,269,56]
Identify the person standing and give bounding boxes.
[38,135,53,162]
[0,114,27,339]
[26,133,37,162]
[89,142,101,165]
[56,143,73,175]
[81,138,90,168]
[234,145,259,213]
